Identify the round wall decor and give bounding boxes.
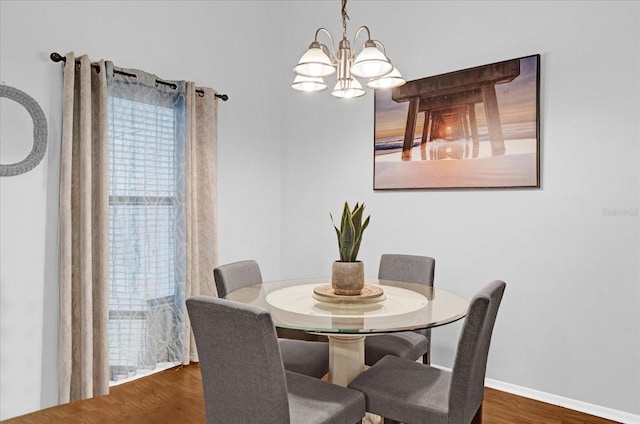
[0,84,48,176]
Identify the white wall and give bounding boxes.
[1,0,638,421]
[280,0,639,418]
[0,1,283,419]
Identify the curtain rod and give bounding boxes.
[50,52,228,101]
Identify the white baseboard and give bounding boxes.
[485,377,639,424]
[430,364,640,424]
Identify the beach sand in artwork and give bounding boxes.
[374,139,538,189]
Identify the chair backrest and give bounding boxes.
[213,259,263,298]
[186,296,291,424]
[449,280,506,423]
[378,254,435,287]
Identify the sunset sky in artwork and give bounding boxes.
[375,55,538,141]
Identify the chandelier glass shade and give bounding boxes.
[331,78,365,99]
[293,42,335,78]
[291,75,328,92]
[291,0,405,99]
[350,42,393,78]
[365,67,406,89]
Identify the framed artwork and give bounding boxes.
[373,54,540,190]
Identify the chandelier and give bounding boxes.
[291,0,405,99]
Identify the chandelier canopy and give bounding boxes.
[291,0,405,99]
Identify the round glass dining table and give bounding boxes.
[224,278,469,387]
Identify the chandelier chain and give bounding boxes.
[341,0,349,39]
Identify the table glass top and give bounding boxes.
[224,278,469,334]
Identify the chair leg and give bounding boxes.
[422,351,430,365]
[471,403,483,424]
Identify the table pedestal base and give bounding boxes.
[327,335,365,387]
[326,335,382,424]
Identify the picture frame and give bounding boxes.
[373,54,540,190]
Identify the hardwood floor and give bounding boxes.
[483,388,620,424]
[2,364,621,424]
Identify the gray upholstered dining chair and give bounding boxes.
[187,296,366,424]
[364,254,435,366]
[214,260,330,379]
[349,280,506,424]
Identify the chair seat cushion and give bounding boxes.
[286,370,366,424]
[279,339,329,379]
[348,355,451,424]
[364,331,429,366]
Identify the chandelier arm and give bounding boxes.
[314,27,338,60]
[352,25,373,55]
[371,39,388,57]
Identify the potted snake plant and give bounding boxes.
[330,201,370,295]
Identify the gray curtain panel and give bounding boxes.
[184,82,219,363]
[58,52,110,403]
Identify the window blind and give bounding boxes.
[107,93,186,381]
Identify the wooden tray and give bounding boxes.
[313,284,385,304]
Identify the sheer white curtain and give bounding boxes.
[59,54,217,402]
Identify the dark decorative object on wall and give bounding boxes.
[374,54,540,190]
[0,84,48,176]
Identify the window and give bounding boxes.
[107,86,187,382]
